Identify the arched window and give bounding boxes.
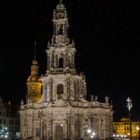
[55,124,63,140]
[57,84,64,99]
[57,24,63,35]
[59,24,63,35]
[57,84,64,94]
[59,58,63,68]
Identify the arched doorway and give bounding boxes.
[55,124,63,140]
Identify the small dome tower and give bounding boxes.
[26,42,42,103]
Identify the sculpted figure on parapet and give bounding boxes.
[105,96,109,103]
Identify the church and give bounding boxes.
[19,0,113,139]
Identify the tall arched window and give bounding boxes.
[57,84,64,94]
[59,58,64,68]
[59,24,63,35]
[57,24,63,35]
[57,84,64,99]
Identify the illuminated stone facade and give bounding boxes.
[19,1,113,140]
[113,118,140,139]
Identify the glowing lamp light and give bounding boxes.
[87,129,91,134]
[136,126,140,131]
[92,132,95,136]
[60,124,63,127]
[113,134,116,137]
[127,132,130,135]
[90,135,94,138]
[124,135,127,138]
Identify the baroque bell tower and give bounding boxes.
[46,0,76,74]
[26,45,42,103]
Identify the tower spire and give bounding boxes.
[34,41,37,61]
[32,41,38,65]
[26,41,42,103]
[59,0,62,4]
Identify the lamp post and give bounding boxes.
[126,97,132,140]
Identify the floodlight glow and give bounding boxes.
[90,135,94,138]
[136,126,140,131]
[124,135,126,138]
[92,132,95,136]
[87,129,91,134]
[60,124,63,126]
[113,134,116,137]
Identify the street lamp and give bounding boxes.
[126,97,133,140]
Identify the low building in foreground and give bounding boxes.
[0,97,20,140]
[113,118,140,139]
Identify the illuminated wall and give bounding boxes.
[113,118,140,138]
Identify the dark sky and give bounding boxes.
[0,0,140,121]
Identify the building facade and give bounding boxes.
[19,1,113,140]
[0,98,20,140]
[113,118,140,139]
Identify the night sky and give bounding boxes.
[0,0,140,121]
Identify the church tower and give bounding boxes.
[46,0,76,74]
[20,1,113,140]
[44,0,86,102]
[26,46,42,103]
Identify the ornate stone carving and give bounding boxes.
[105,96,109,103]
